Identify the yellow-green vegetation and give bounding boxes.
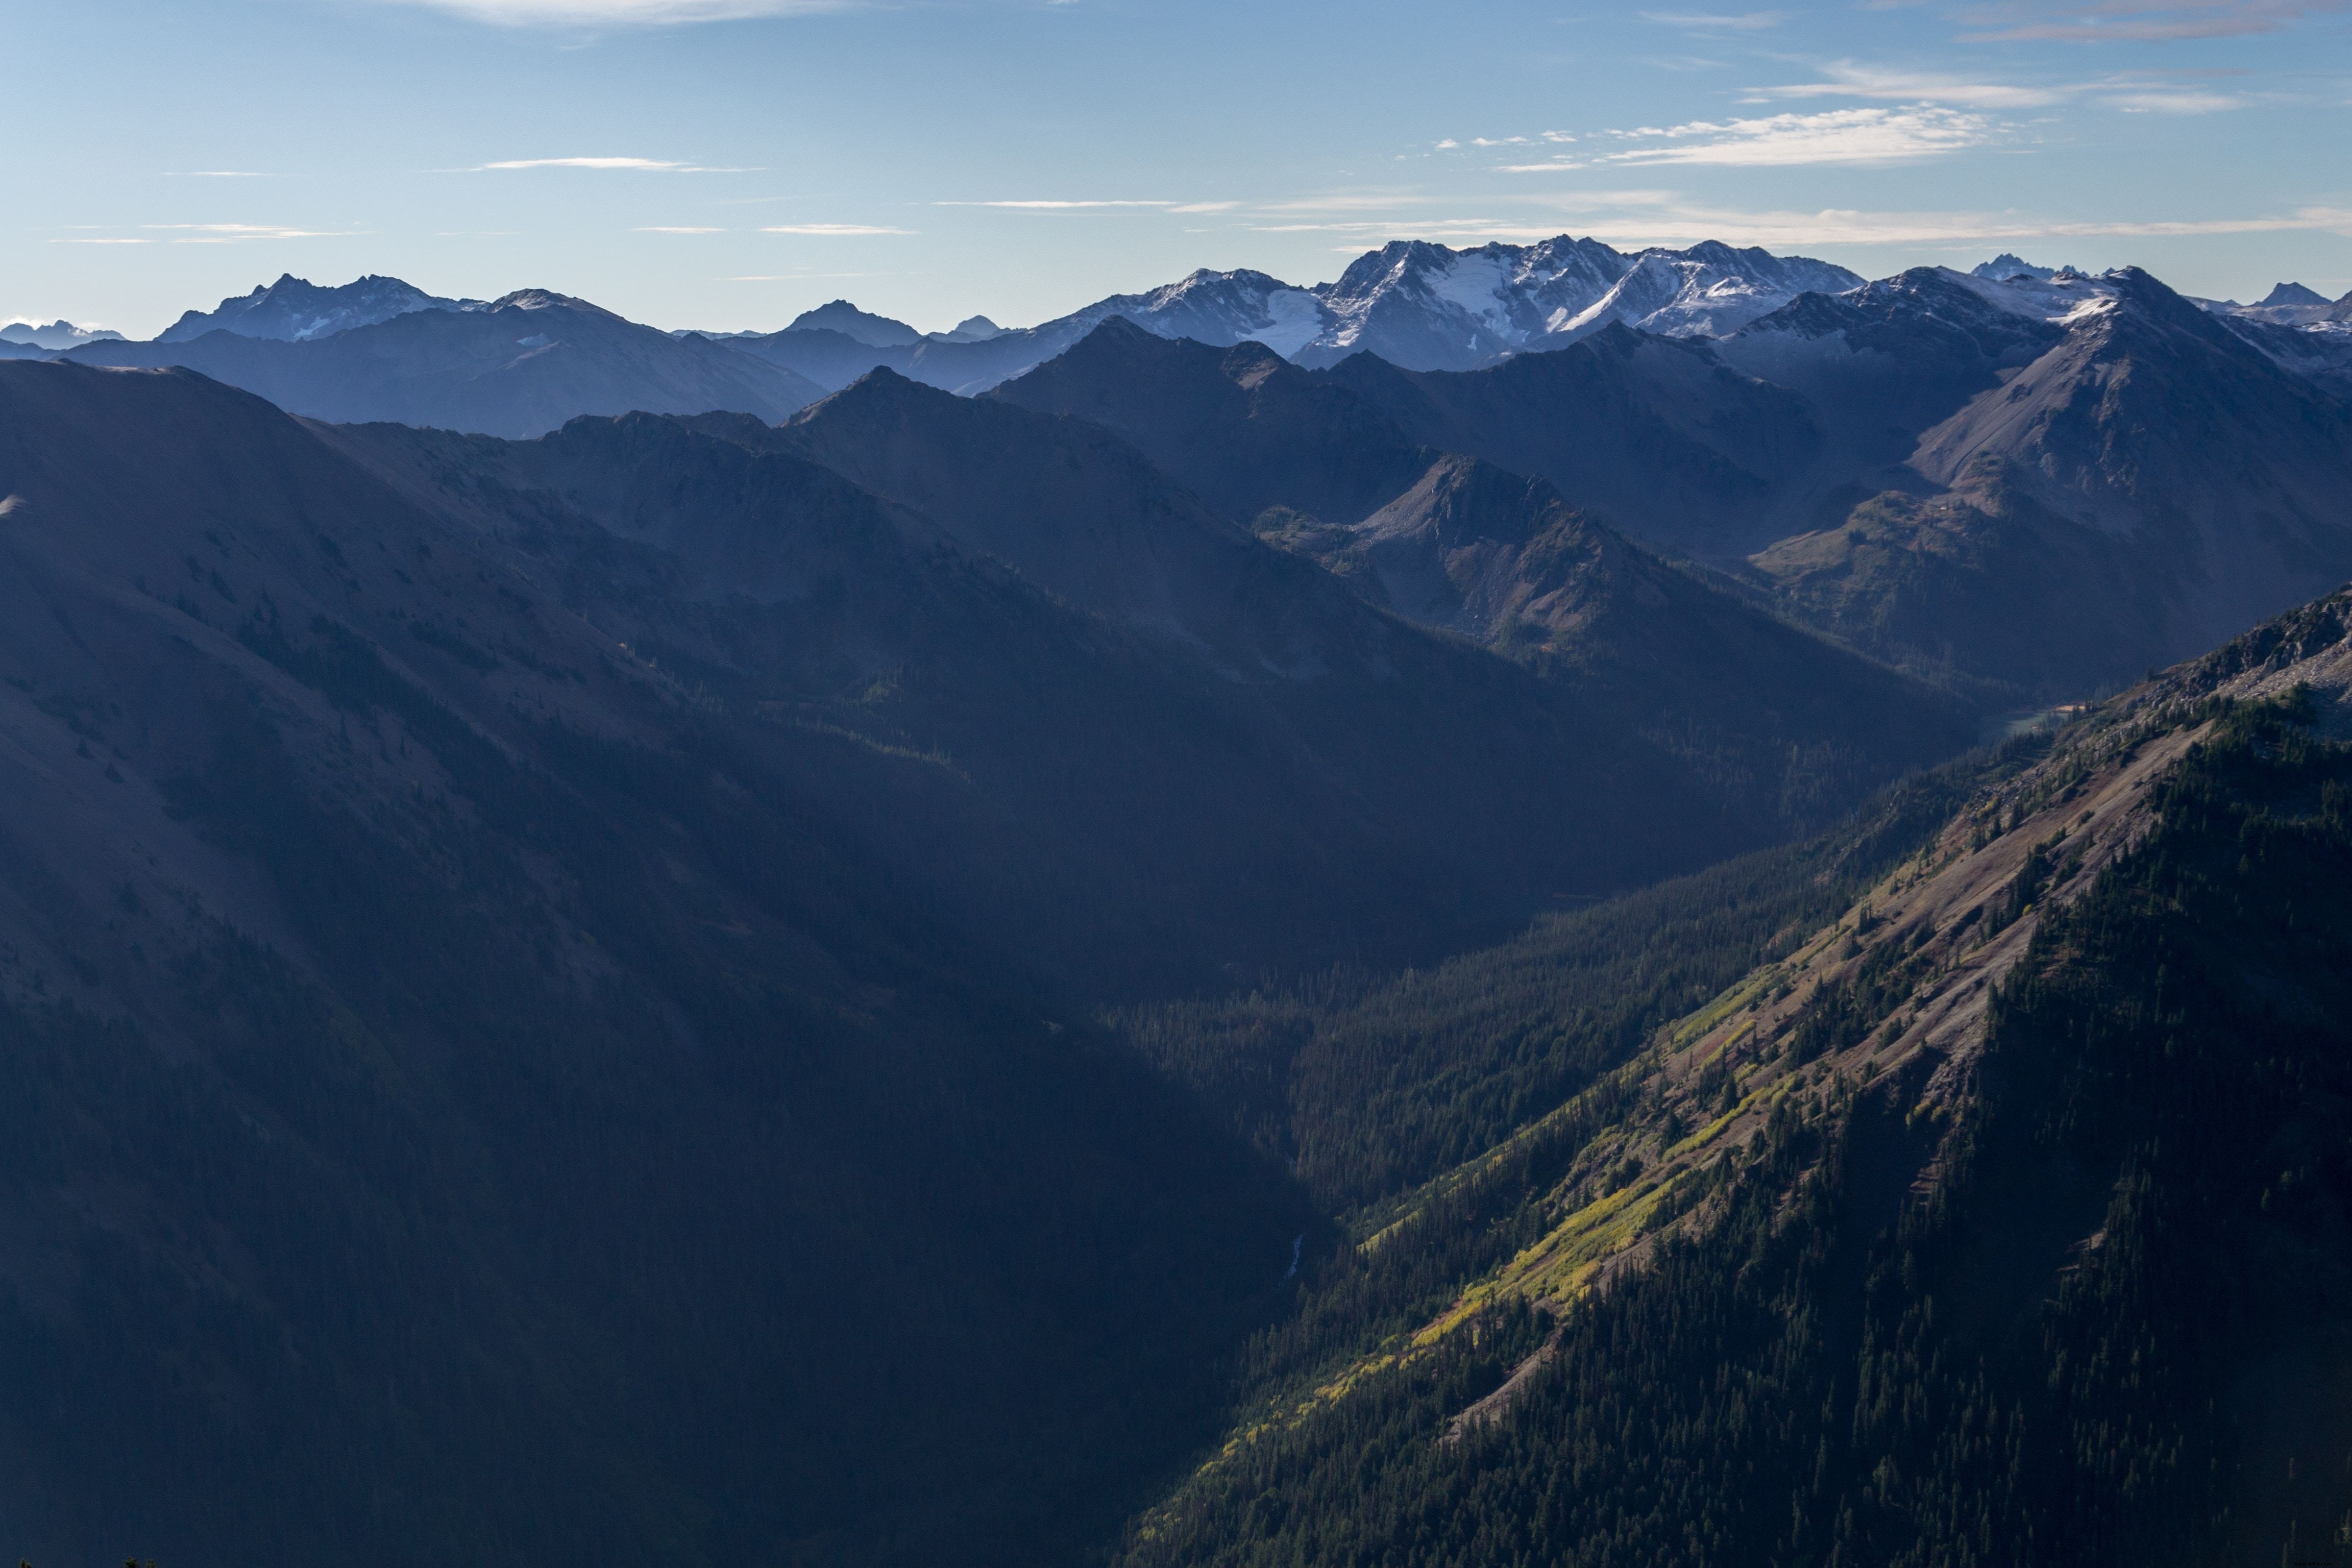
[1669,969,1778,1047]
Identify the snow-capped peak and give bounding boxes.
[0,318,125,350]
[157,274,476,344]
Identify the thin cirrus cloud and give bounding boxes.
[1747,61,2248,114]
[363,0,852,24]
[1744,62,2073,108]
[1247,219,1560,245]
[947,199,1175,207]
[936,199,1242,213]
[2104,87,2247,110]
[1518,195,2352,248]
[760,223,913,234]
[1559,106,2000,167]
[1957,0,2346,39]
[83,223,361,243]
[468,156,754,172]
[1638,9,1791,28]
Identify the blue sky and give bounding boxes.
[5,0,2346,336]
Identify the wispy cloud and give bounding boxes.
[1519,194,2352,248]
[1749,60,2253,112]
[1745,61,2071,107]
[363,0,852,24]
[1437,130,1578,150]
[1584,106,1998,166]
[1957,0,2346,40]
[2103,87,2245,110]
[939,199,1181,209]
[469,155,753,172]
[137,223,361,242]
[52,237,153,245]
[1250,191,1440,214]
[1246,218,1574,246]
[1638,9,1791,27]
[760,223,912,234]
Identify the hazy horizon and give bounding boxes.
[5,0,2347,337]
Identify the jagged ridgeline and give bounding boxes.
[1118,591,2352,1567]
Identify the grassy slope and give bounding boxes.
[1115,591,2352,1566]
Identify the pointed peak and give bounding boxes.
[785,299,923,348]
[2257,281,2329,309]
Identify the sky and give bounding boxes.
[3,0,2347,337]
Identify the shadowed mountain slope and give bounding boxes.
[332,373,1939,997]
[0,356,1973,1566]
[1739,268,2352,698]
[778,364,1968,828]
[990,324,1970,816]
[0,359,1306,1568]
[1320,325,1825,557]
[989,321,1435,527]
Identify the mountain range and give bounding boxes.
[156,272,480,342]
[9,244,2344,708]
[6,215,2352,1568]
[74,289,826,438]
[710,237,1864,392]
[987,263,2352,704]
[0,318,124,352]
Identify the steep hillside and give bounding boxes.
[323,368,1962,997]
[72,291,824,436]
[1115,585,2352,1568]
[1732,269,2352,700]
[992,325,1968,815]
[1712,265,2071,479]
[1006,315,1820,565]
[1324,325,1824,556]
[990,321,1434,527]
[777,365,1968,837]
[0,359,1311,1568]
[334,403,1722,993]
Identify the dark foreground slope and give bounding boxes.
[324,384,1949,994]
[1117,586,2352,1567]
[0,361,1308,1567]
[0,356,1969,1565]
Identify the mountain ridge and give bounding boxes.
[1113,580,2352,1568]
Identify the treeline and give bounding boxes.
[1120,696,2352,1566]
[1114,740,2032,1217]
